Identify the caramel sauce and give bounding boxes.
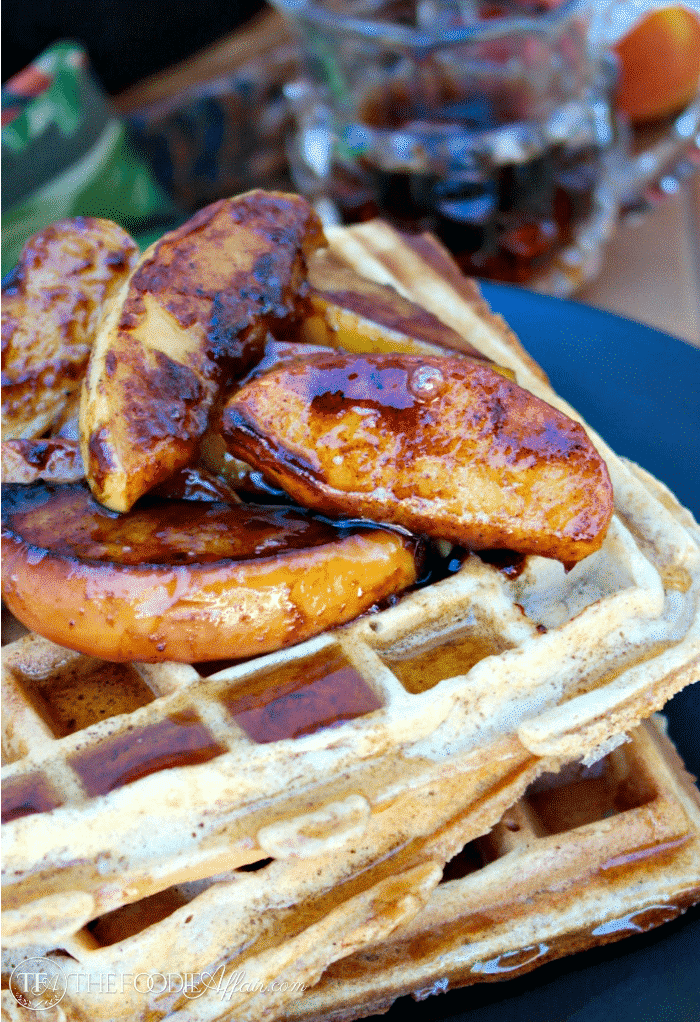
[223,647,382,744]
[314,357,444,412]
[68,710,226,797]
[223,347,611,563]
[383,632,510,694]
[1,481,371,565]
[150,466,241,504]
[20,662,156,739]
[1,771,61,823]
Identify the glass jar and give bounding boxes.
[276,0,624,294]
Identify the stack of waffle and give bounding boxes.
[2,209,699,1022]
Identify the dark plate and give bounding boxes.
[375,286,700,1022]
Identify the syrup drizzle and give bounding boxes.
[224,647,382,744]
[383,632,511,694]
[68,710,227,797]
[2,772,61,823]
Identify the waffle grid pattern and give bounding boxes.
[3,443,699,942]
[284,717,700,1022]
[2,718,699,1022]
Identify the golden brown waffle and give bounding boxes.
[2,716,698,1021]
[284,716,700,1022]
[1,221,699,1021]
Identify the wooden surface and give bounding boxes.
[578,174,700,347]
[114,7,700,350]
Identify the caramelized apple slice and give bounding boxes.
[1,482,418,662]
[2,218,138,440]
[1,439,242,508]
[304,249,504,367]
[80,192,325,513]
[2,439,85,484]
[220,352,613,564]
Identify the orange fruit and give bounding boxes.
[614,5,700,123]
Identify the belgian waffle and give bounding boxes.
[285,715,700,1022]
[2,220,699,1021]
[2,710,698,1021]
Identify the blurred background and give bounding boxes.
[2,0,699,338]
[2,0,266,94]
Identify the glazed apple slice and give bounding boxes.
[80,192,325,513]
[303,249,499,364]
[220,352,613,564]
[1,482,419,663]
[2,217,139,440]
[1,437,245,507]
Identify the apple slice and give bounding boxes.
[220,352,613,564]
[2,217,139,440]
[1,439,85,485]
[304,249,502,366]
[80,192,325,513]
[2,482,419,663]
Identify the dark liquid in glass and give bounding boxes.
[324,78,601,284]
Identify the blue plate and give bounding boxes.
[480,283,700,522]
[376,286,700,1022]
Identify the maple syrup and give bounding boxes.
[223,646,382,743]
[1,771,61,823]
[383,631,511,694]
[286,0,615,287]
[332,148,599,285]
[68,710,227,797]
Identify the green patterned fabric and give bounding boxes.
[2,41,177,276]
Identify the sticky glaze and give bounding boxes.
[221,351,613,563]
[224,647,382,743]
[1,481,380,565]
[68,710,227,797]
[81,192,326,512]
[2,217,138,440]
[383,632,511,694]
[1,481,419,662]
[1,772,61,823]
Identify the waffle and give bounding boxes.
[284,715,700,1022]
[2,714,698,1021]
[2,219,700,1020]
